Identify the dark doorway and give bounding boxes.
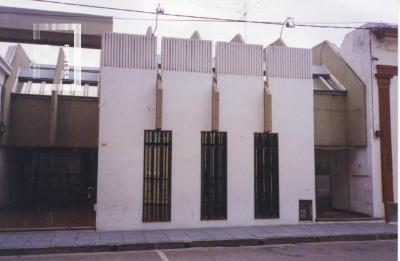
[315,149,374,221]
[0,147,97,230]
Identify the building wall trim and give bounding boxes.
[375,64,398,221]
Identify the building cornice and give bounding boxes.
[373,27,398,40]
[376,65,398,79]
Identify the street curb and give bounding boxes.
[0,232,396,256]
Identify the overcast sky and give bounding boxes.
[0,0,398,66]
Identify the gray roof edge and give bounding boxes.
[0,55,12,75]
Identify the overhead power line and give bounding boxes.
[0,10,380,26]
[25,0,391,30]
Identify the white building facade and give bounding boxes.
[96,32,315,231]
[0,21,396,231]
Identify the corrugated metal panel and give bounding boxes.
[101,32,156,69]
[215,42,263,76]
[161,37,212,73]
[265,46,312,79]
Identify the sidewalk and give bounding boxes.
[0,222,396,256]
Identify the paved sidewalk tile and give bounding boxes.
[223,228,253,239]
[243,227,274,237]
[99,232,123,244]
[0,222,396,252]
[54,231,79,239]
[184,229,213,241]
[0,233,13,244]
[204,229,232,240]
[164,230,191,241]
[0,241,26,249]
[122,231,147,244]
[24,240,53,248]
[143,231,169,242]
[76,231,100,246]
[4,232,33,243]
[51,237,77,247]
[29,232,56,242]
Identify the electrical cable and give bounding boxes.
[26,0,385,30]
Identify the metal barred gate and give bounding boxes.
[254,132,279,218]
[143,130,172,222]
[201,131,227,220]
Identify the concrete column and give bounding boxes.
[49,48,65,146]
[375,64,398,222]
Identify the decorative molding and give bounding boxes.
[101,32,157,69]
[373,27,398,40]
[375,65,398,88]
[265,46,312,80]
[161,37,212,73]
[215,42,263,76]
[376,65,398,78]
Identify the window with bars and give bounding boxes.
[143,130,172,222]
[254,132,279,219]
[201,131,227,220]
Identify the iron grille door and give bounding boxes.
[201,131,227,220]
[254,132,279,218]
[143,130,172,222]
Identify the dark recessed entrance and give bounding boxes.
[315,149,376,222]
[0,147,97,230]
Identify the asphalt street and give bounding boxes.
[0,240,396,261]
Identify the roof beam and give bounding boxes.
[0,7,112,49]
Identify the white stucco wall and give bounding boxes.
[340,29,380,217]
[96,33,158,231]
[161,71,212,229]
[347,148,373,215]
[340,26,398,217]
[218,75,265,225]
[97,68,157,231]
[268,78,316,222]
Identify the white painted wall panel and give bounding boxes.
[268,78,316,222]
[97,68,156,231]
[218,75,264,224]
[97,32,157,231]
[149,71,212,229]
